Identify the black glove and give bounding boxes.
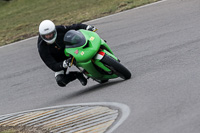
[86,25,97,32]
[63,58,72,68]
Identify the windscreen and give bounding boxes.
[64,30,86,48]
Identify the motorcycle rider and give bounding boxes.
[37,20,97,87]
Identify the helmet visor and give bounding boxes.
[41,30,56,41]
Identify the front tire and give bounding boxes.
[101,54,131,80]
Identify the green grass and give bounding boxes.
[0,0,159,46]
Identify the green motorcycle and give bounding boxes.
[64,29,131,83]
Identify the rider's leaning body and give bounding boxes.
[37,20,97,87]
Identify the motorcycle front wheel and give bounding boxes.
[101,54,131,80]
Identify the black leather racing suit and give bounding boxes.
[37,24,88,87]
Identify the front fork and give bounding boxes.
[93,49,118,73]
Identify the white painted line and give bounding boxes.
[86,0,168,23]
[0,36,38,49]
[105,102,130,133]
[0,102,130,133]
[0,0,167,49]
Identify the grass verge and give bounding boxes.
[0,0,159,46]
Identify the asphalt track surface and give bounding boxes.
[1,0,200,132]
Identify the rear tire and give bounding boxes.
[101,54,131,80]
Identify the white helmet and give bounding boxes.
[39,20,57,44]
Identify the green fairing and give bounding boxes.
[64,29,119,80]
[64,30,101,62]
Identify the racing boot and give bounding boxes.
[76,72,87,86]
